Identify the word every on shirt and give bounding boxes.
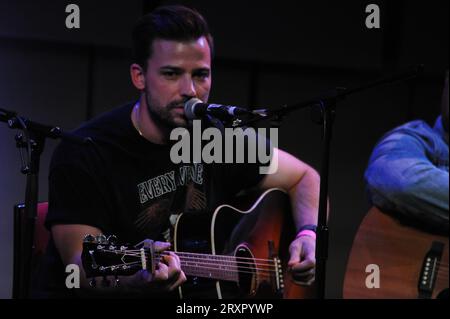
[137,163,203,204]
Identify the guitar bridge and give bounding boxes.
[418,241,444,298]
[268,240,284,294]
[273,257,284,291]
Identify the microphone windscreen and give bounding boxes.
[184,98,202,120]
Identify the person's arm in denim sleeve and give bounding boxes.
[365,129,449,228]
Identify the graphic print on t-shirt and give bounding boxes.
[134,163,206,240]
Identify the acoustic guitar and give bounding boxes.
[343,207,448,299]
[81,188,316,299]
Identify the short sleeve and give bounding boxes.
[45,139,114,233]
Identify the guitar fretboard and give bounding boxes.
[177,253,239,282]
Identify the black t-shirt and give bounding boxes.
[34,102,269,298]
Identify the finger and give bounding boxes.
[292,270,315,281]
[290,258,315,273]
[159,253,185,291]
[153,262,169,282]
[163,264,185,291]
[292,267,315,280]
[291,261,315,286]
[154,241,171,252]
[162,253,182,281]
[288,241,302,267]
[292,275,315,286]
[163,252,181,270]
[167,270,187,291]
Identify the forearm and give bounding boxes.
[368,169,449,223]
[365,126,449,226]
[259,148,322,231]
[288,167,321,232]
[366,160,449,222]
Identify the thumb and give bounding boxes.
[288,240,302,267]
[154,241,171,252]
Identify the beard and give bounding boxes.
[144,86,189,130]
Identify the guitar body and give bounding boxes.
[174,188,316,299]
[343,207,448,299]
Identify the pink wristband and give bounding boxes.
[296,229,316,240]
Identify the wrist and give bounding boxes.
[296,230,316,240]
[295,224,317,240]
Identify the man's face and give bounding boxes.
[143,36,212,128]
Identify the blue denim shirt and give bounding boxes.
[365,116,449,231]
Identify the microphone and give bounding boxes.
[184,98,254,121]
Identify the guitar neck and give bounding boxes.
[174,252,240,282]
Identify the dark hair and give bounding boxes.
[132,5,214,70]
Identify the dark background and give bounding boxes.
[0,0,448,298]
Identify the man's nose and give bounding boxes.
[180,76,197,98]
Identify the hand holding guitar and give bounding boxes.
[77,232,186,296]
[288,235,316,286]
[128,241,187,292]
[80,189,319,298]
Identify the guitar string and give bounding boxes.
[92,251,280,274]
[101,249,278,266]
[97,254,279,273]
[126,249,278,263]
[170,251,279,264]
[179,259,275,271]
[99,250,278,269]
[135,251,277,268]
[98,260,278,278]
[114,249,278,264]
[180,263,275,277]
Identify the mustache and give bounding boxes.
[167,98,192,109]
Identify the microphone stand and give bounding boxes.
[0,108,89,299]
[236,65,423,299]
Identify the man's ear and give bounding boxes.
[130,63,146,90]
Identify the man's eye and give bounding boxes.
[195,73,209,80]
[163,71,177,77]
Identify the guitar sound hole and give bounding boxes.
[235,246,256,295]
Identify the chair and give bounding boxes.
[13,202,50,298]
